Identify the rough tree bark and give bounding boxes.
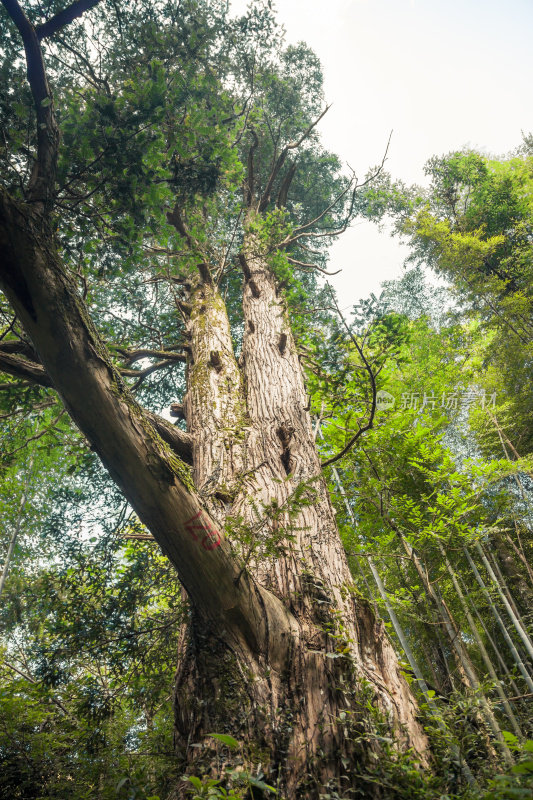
[170,222,428,797]
[0,2,429,797]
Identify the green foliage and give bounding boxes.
[182,733,277,799]
[389,146,533,458]
[483,735,533,799]
[310,266,533,794]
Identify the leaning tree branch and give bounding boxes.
[320,285,377,468]
[36,0,103,40]
[0,348,194,463]
[1,181,292,647]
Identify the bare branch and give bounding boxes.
[0,350,53,386]
[280,180,355,246]
[280,131,392,248]
[0,338,39,358]
[165,204,213,284]
[258,106,330,213]
[286,257,341,276]
[276,162,297,209]
[244,128,259,208]
[129,358,177,391]
[118,348,187,365]
[320,285,377,468]
[285,105,331,152]
[166,203,193,247]
[258,149,288,213]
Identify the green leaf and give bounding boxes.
[511,760,533,774]
[184,775,203,789]
[207,733,239,749]
[503,730,519,746]
[248,777,277,794]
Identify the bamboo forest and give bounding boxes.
[0,1,532,799]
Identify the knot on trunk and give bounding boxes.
[277,423,294,475]
[170,402,185,420]
[238,252,252,281]
[210,350,223,373]
[248,279,260,298]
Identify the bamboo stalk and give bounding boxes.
[438,543,523,738]
[475,541,533,663]
[321,447,478,783]
[456,569,522,698]
[464,547,533,693]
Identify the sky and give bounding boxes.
[229,0,533,304]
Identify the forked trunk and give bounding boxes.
[173,233,428,798]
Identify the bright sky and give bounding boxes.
[230,0,533,304]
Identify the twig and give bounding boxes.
[321,285,377,467]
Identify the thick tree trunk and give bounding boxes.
[171,228,429,798]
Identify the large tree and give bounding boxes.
[0,1,428,796]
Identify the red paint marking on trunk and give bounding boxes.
[184,511,222,550]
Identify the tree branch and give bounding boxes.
[3,660,72,716]
[36,0,103,41]
[117,347,187,365]
[0,346,193,463]
[279,180,355,246]
[165,205,212,284]
[244,128,259,208]
[1,0,59,208]
[280,132,392,248]
[286,257,341,276]
[0,350,53,386]
[320,285,377,468]
[276,162,297,209]
[258,106,329,213]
